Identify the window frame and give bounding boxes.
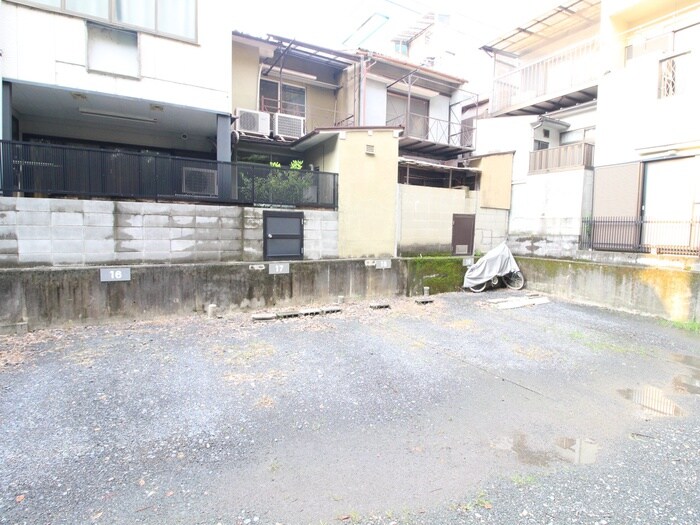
[6,0,198,43]
[259,78,307,118]
[658,51,690,99]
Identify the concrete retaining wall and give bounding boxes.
[0,259,408,332]
[518,257,700,322]
[1,254,697,333]
[0,197,338,266]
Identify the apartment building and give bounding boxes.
[476,0,700,259]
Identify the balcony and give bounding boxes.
[0,141,338,209]
[529,143,595,173]
[492,38,599,116]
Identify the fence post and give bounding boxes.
[0,141,12,196]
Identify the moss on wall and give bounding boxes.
[406,257,465,295]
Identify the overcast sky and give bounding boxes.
[233,0,562,49]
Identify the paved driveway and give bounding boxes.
[1,290,699,524]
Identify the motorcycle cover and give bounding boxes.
[462,242,520,289]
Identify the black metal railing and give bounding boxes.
[580,216,700,256]
[0,140,338,209]
[386,114,475,148]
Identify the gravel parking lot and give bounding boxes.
[1,290,699,525]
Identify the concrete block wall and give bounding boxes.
[0,197,339,266]
[303,210,339,260]
[474,208,509,253]
[508,233,581,258]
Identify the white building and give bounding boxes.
[1,0,233,166]
[475,0,700,259]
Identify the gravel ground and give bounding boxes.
[0,289,698,525]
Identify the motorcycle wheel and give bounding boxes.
[503,271,525,290]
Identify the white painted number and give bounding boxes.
[110,270,122,280]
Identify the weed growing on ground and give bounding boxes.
[511,473,538,486]
[452,490,493,513]
[662,319,700,334]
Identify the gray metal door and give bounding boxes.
[263,210,304,261]
[452,214,475,255]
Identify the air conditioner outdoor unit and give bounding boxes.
[271,113,305,139]
[181,167,218,197]
[234,108,271,135]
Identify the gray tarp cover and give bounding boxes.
[462,242,520,288]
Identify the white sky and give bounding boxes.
[233,0,562,49]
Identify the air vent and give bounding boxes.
[182,167,217,196]
[455,244,469,255]
[271,113,305,138]
[234,109,271,135]
[365,144,375,155]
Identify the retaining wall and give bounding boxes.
[518,257,700,322]
[1,255,698,334]
[0,259,410,332]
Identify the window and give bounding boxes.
[659,52,690,98]
[394,41,408,56]
[259,79,306,117]
[386,93,428,139]
[66,0,108,17]
[115,0,155,30]
[8,0,197,41]
[534,140,549,151]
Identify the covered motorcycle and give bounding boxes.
[463,242,525,292]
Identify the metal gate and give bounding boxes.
[263,210,304,261]
[452,214,475,255]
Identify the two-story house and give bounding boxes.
[230,31,481,258]
[474,0,601,258]
[588,0,700,256]
[0,0,246,266]
[476,0,700,260]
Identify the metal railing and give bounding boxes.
[529,143,595,173]
[260,96,355,130]
[580,216,700,256]
[386,113,475,148]
[492,38,599,115]
[0,140,338,209]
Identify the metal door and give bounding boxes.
[263,210,304,261]
[452,214,475,255]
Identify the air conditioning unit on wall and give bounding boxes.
[234,109,271,135]
[271,113,305,139]
[182,167,218,196]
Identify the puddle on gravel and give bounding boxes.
[672,354,700,395]
[491,433,554,467]
[492,434,599,466]
[619,385,684,416]
[554,437,599,465]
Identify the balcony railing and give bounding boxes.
[260,96,355,130]
[580,216,700,256]
[492,38,599,115]
[0,140,338,209]
[386,113,475,148]
[529,143,595,173]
